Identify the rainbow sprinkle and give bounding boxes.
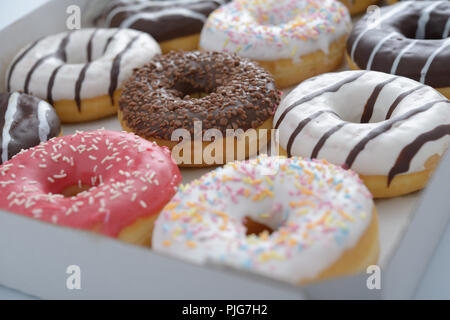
[153,155,374,284]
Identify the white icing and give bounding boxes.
[152,155,374,284]
[415,1,443,39]
[1,92,20,163]
[274,71,450,176]
[37,101,51,142]
[366,32,398,70]
[199,0,351,61]
[390,40,418,75]
[350,1,410,61]
[6,28,161,102]
[420,37,450,84]
[443,17,450,38]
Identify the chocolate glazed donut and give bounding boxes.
[118,50,279,167]
[0,92,61,164]
[96,0,230,52]
[347,1,450,97]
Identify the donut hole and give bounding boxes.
[61,184,92,197]
[173,81,214,100]
[243,216,274,237]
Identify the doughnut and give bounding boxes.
[338,0,378,15]
[1,92,60,164]
[6,28,160,123]
[0,129,181,246]
[95,0,229,53]
[152,155,379,285]
[199,0,352,88]
[118,50,280,167]
[346,1,450,99]
[274,70,450,198]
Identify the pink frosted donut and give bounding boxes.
[0,129,181,245]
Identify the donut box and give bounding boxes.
[0,0,449,299]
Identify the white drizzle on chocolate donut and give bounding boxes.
[348,1,450,88]
[97,0,229,42]
[0,92,60,164]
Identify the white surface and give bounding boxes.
[0,0,449,300]
[0,0,50,31]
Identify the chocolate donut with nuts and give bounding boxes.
[118,50,280,167]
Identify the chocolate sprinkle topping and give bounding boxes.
[119,51,280,140]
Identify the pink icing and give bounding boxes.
[0,129,181,237]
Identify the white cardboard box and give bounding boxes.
[0,0,449,299]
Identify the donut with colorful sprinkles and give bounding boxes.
[199,0,352,88]
[0,129,181,245]
[152,155,378,285]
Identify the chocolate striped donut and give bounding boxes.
[347,1,450,98]
[274,70,450,198]
[6,28,160,123]
[0,92,60,164]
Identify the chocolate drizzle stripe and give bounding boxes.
[344,99,450,170]
[74,29,98,112]
[108,35,139,105]
[87,29,98,62]
[75,64,89,112]
[275,72,366,130]
[24,54,53,94]
[360,77,397,123]
[385,85,425,120]
[388,124,450,185]
[6,39,41,92]
[310,123,347,159]
[286,110,338,157]
[46,65,63,105]
[103,29,121,54]
[23,32,71,94]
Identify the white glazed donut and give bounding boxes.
[199,0,352,87]
[153,155,379,285]
[274,70,450,198]
[6,28,161,123]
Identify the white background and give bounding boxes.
[0,0,449,299]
